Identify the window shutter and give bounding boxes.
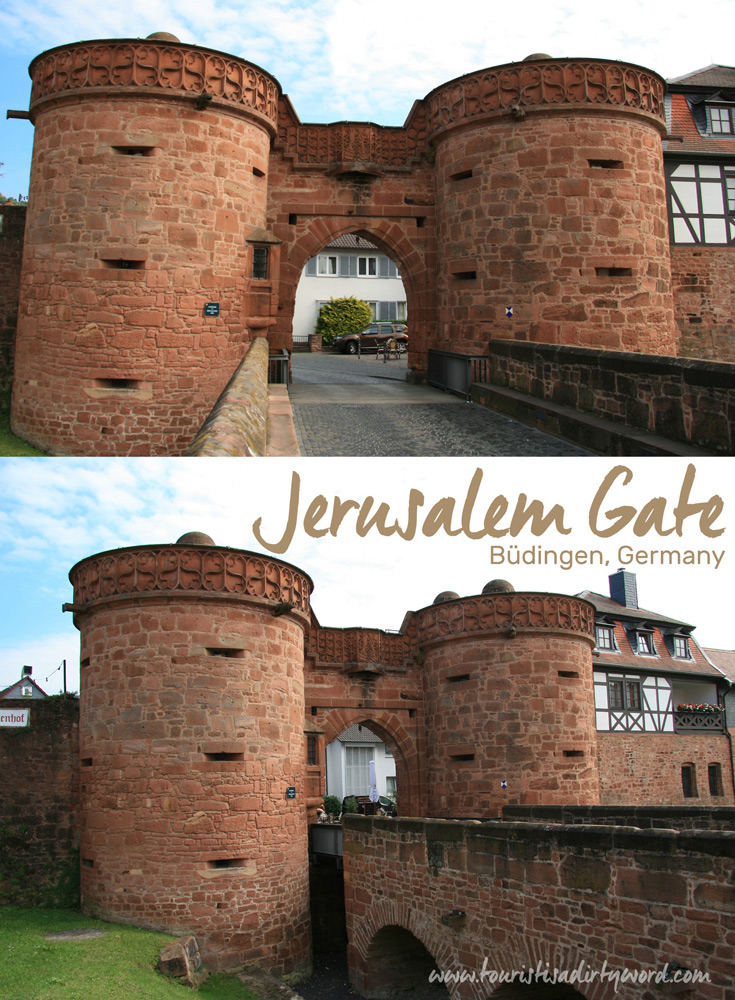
[305,258,317,276]
[340,255,357,276]
[379,256,391,278]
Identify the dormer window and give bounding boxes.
[595,625,617,651]
[708,105,734,134]
[673,635,691,659]
[635,630,655,655]
[627,625,657,656]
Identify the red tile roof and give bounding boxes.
[665,93,735,154]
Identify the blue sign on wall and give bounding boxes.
[286,786,296,799]
[204,302,220,317]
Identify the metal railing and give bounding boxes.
[268,350,290,387]
[427,350,490,399]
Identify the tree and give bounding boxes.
[315,296,372,346]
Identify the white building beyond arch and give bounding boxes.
[326,724,397,800]
[292,234,407,342]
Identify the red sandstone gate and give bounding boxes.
[10,33,678,455]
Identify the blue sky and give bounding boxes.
[2,0,735,198]
[0,456,732,696]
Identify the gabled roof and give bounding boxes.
[0,676,48,699]
[704,648,735,683]
[668,65,735,88]
[664,93,735,154]
[326,234,379,251]
[577,591,693,629]
[663,65,735,154]
[337,724,382,743]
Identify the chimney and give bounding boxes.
[609,570,638,609]
[21,665,32,677]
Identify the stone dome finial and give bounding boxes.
[146,31,181,42]
[176,531,215,545]
[482,579,515,594]
[433,591,460,604]
[523,52,552,61]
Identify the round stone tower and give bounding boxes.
[417,585,599,817]
[68,535,313,975]
[12,34,280,456]
[427,56,677,355]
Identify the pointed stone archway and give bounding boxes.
[320,709,424,818]
[272,217,435,381]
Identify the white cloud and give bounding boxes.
[0,457,731,702]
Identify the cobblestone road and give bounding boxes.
[289,352,591,457]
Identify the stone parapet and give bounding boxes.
[481,339,735,453]
[414,592,596,646]
[343,815,735,1000]
[186,338,269,457]
[307,627,414,669]
[503,804,735,830]
[68,540,313,618]
[29,38,280,130]
[424,58,667,139]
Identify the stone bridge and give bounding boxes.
[342,814,734,1000]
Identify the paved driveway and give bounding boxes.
[288,352,591,457]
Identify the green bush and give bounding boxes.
[315,297,372,346]
[322,794,342,817]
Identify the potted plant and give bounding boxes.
[322,795,342,822]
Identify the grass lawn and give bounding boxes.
[0,907,258,1000]
[0,386,46,456]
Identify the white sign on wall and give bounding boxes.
[0,708,30,727]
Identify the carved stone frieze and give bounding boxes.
[69,545,311,612]
[425,60,666,138]
[275,115,428,170]
[308,627,413,667]
[415,593,596,644]
[29,41,280,125]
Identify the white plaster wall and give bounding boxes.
[292,265,406,340]
[324,739,397,799]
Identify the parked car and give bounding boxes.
[333,322,408,355]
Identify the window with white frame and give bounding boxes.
[317,255,338,275]
[673,635,690,659]
[667,162,735,245]
[595,625,616,651]
[344,745,373,796]
[708,105,734,134]
[358,256,378,276]
[634,629,656,655]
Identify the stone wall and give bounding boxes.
[503,804,735,830]
[186,337,269,456]
[343,814,735,1000]
[478,339,735,453]
[596,732,735,806]
[672,247,735,362]
[0,696,80,906]
[0,205,25,396]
